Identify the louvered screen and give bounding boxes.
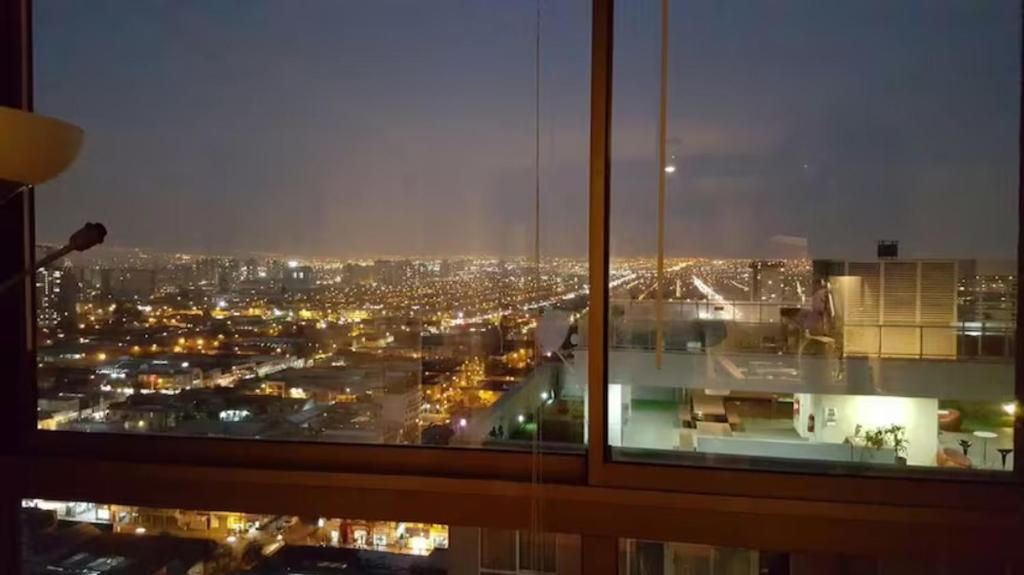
[844,262,880,324]
[882,262,918,324]
[920,262,957,325]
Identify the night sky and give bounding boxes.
[34,0,1020,261]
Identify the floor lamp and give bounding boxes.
[0,106,105,293]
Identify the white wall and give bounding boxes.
[793,392,815,439]
[697,436,894,464]
[608,384,623,447]
[808,393,938,466]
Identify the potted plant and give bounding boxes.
[849,424,882,462]
[851,424,909,465]
[885,424,909,465]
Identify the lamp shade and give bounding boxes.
[0,106,83,185]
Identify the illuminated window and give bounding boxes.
[21,499,582,575]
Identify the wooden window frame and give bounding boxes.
[2,0,1023,571]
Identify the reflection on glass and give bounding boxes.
[479,528,566,574]
[21,499,580,575]
[620,539,780,575]
[605,0,1018,473]
[619,538,1014,575]
[32,0,590,450]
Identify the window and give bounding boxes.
[479,528,565,574]
[605,0,1019,474]
[4,0,1023,572]
[620,539,774,575]
[619,538,1015,575]
[21,499,581,574]
[32,0,590,451]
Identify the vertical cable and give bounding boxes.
[530,0,544,570]
[655,0,669,369]
[534,5,542,285]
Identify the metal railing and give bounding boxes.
[589,300,1015,361]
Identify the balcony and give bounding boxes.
[574,300,1015,472]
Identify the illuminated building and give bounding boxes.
[35,262,79,329]
[284,264,315,291]
[100,267,157,299]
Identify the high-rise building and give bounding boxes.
[241,257,268,282]
[284,264,315,291]
[100,268,157,299]
[217,259,242,291]
[35,264,79,329]
[194,257,220,285]
[156,262,197,291]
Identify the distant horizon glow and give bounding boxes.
[32,0,1020,262]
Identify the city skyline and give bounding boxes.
[12,2,1024,571]
[32,0,1020,261]
[40,241,1022,279]
[24,0,1022,479]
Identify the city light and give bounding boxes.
[25,494,460,571]
[31,246,1016,476]
[17,5,1024,571]
[409,536,429,555]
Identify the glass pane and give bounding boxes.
[21,499,581,574]
[32,0,589,451]
[480,528,518,571]
[621,539,772,575]
[517,529,558,573]
[619,538,1016,575]
[605,0,1018,473]
[478,528,563,573]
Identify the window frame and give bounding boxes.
[12,455,1023,560]
[5,0,587,485]
[585,0,1024,507]
[2,0,1023,571]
